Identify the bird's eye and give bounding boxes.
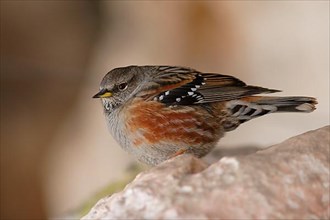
[118,83,128,91]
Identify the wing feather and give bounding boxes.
[139,66,280,105]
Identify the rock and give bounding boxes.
[82,126,330,219]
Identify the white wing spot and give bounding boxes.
[196,95,203,101]
[159,95,164,100]
[191,88,197,91]
[165,91,170,95]
[195,85,200,88]
[188,91,194,95]
[176,98,181,102]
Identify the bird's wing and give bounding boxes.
[138,66,280,105]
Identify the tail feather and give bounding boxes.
[249,96,317,113]
[226,96,317,124]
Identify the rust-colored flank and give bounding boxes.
[126,99,218,147]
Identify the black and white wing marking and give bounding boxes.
[150,66,280,105]
[153,73,206,105]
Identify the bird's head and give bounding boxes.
[93,66,149,112]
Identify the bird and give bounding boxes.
[93,65,317,166]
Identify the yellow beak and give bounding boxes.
[92,89,112,98]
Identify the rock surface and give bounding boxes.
[82,126,330,219]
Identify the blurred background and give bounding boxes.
[1,1,329,219]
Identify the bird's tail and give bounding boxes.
[243,96,317,112]
[225,96,317,123]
